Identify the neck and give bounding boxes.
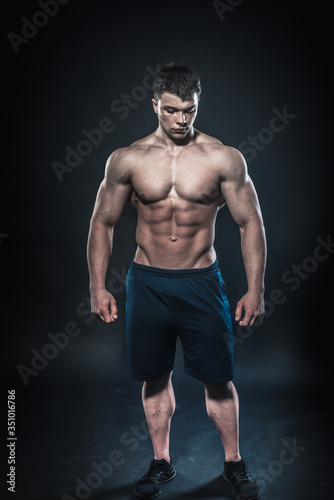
[155,125,196,150]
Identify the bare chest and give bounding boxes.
[130,151,222,205]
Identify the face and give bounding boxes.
[152,92,199,140]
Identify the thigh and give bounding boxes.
[125,269,177,381]
[177,271,235,383]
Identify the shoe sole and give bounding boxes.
[135,469,176,500]
[222,472,259,500]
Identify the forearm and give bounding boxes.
[240,216,267,294]
[87,217,114,291]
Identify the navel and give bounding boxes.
[170,236,178,242]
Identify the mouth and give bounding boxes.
[173,128,188,134]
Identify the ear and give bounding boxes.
[152,98,158,114]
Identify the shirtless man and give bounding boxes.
[87,64,266,500]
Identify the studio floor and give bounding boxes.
[12,367,332,500]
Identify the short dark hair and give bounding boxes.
[153,63,202,101]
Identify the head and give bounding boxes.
[152,63,202,140]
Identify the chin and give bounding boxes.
[170,131,189,139]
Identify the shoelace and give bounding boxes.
[226,460,252,483]
[143,460,169,481]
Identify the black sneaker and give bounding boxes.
[134,458,176,500]
[223,459,259,499]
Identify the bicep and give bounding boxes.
[220,150,262,228]
[91,153,132,227]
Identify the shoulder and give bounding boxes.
[213,144,248,182]
[104,146,135,185]
[107,133,155,165]
[103,137,147,180]
[194,131,240,159]
[221,146,247,173]
[193,129,224,150]
[195,131,248,180]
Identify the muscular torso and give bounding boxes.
[126,130,226,269]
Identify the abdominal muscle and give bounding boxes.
[133,198,219,269]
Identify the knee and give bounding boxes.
[204,380,235,401]
[143,371,173,397]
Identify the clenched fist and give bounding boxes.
[90,288,118,323]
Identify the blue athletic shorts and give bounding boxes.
[125,259,234,383]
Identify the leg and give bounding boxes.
[142,371,175,463]
[204,380,241,462]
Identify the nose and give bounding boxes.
[176,111,187,126]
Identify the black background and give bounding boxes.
[2,1,333,499]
